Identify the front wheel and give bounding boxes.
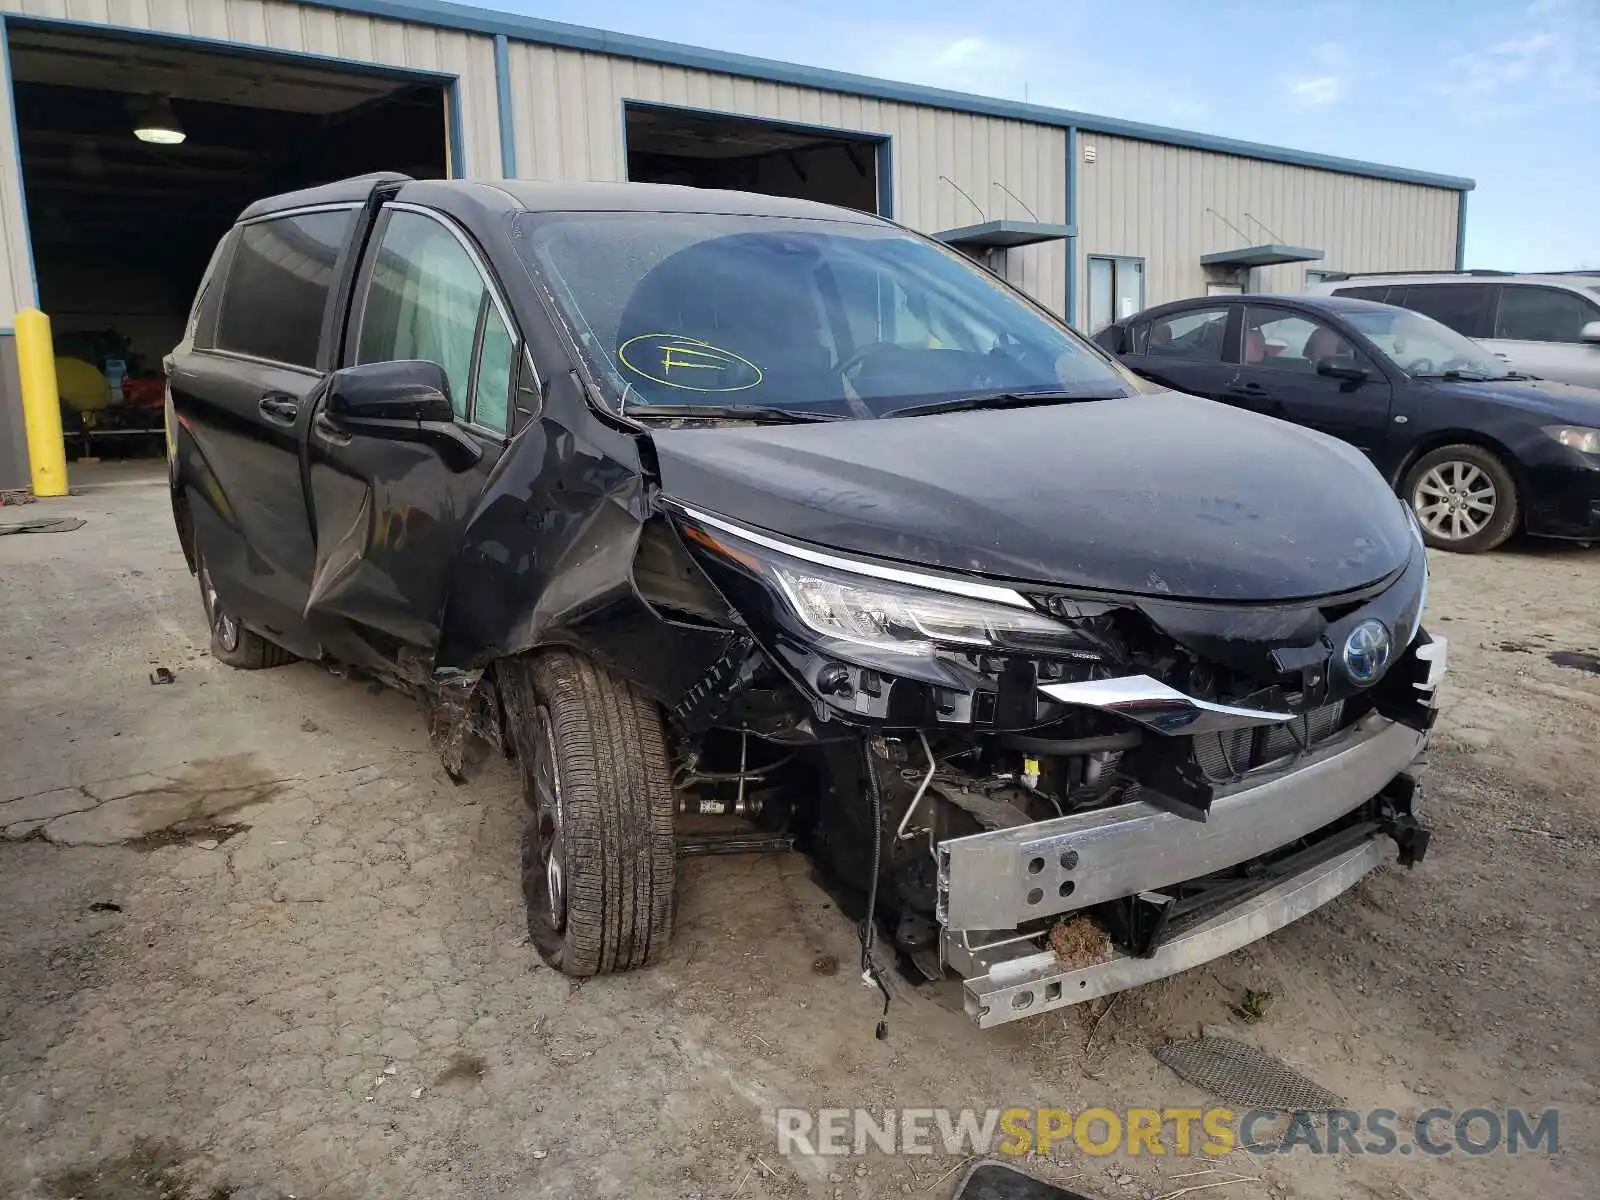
[500,651,675,976]
[1402,444,1520,553]
[196,549,295,669]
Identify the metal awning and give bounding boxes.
[933,220,1076,250]
[1200,244,1324,268]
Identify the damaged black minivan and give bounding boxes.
[167,173,1445,1027]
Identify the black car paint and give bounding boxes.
[169,178,1430,748]
[1096,294,1600,539]
[651,393,1414,602]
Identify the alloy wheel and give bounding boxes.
[199,559,241,652]
[530,706,566,933]
[1413,460,1497,542]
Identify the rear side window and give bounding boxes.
[1145,307,1232,361]
[1494,286,1600,343]
[1332,285,1393,303]
[215,210,355,369]
[1395,284,1492,338]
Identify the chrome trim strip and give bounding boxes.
[1038,673,1295,734]
[955,839,1389,1028]
[239,201,362,225]
[676,506,1035,609]
[936,715,1425,931]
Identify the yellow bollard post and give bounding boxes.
[14,308,68,497]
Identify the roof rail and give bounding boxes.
[1329,268,1513,279]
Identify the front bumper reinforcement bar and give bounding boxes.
[950,837,1390,1028]
[936,715,1427,932]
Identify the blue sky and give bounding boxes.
[491,0,1598,270]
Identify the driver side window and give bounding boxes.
[356,208,515,434]
[1243,308,1364,373]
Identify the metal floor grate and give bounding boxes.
[1152,1036,1343,1110]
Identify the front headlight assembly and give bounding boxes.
[1543,425,1600,454]
[675,509,1104,660]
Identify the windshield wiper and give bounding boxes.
[1415,369,1501,382]
[883,389,1125,419]
[625,403,843,425]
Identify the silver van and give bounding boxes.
[1306,271,1600,388]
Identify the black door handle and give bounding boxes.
[1227,381,1268,397]
[258,394,299,424]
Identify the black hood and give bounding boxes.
[650,391,1415,602]
[1425,374,1600,420]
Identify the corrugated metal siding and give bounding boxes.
[0,27,32,319]
[0,0,502,322]
[506,44,1068,312]
[1076,133,1460,310]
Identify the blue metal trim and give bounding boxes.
[291,0,1474,192]
[1199,243,1324,268]
[933,220,1074,249]
[446,78,466,177]
[494,33,516,178]
[0,17,38,308]
[876,138,893,219]
[1065,124,1078,326]
[1455,191,1468,270]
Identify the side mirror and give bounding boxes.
[1580,321,1600,346]
[326,360,456,423]
[1316,357,1370,382]
[319,360,480,470]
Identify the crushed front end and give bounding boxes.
[655,503,1444,1029]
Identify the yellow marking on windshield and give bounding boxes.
[617,333,764,392]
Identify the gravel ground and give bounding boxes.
[1,463,1595,1199]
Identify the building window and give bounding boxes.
[1086,255,1145,333]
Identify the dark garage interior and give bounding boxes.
[6,24,449,457]
[625,104,881,215]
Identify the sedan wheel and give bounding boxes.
[1413,459,1496,543]
[1401,443,1519,554]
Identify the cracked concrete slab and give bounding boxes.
[0,785,96,826]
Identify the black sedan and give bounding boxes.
[1093,294,1600,552]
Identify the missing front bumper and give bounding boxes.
[936,715,1428,932]
[951,836,1391,1028]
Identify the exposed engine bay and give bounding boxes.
[604,504,1445,1026]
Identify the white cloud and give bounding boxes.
[1289,75,1346,107]
[1282,42,1350,108]
[1433,0,1600,115]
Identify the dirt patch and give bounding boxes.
[1548,649,1600,674]
[126,820,251,851]
[44,1139,220,1200]
[40,754,291,847]
[432,1052,488,1089]
[1049,915,1110,967]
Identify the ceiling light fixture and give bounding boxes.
[131,94,185,145]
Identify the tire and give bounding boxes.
[1402,444,1520,554]
[196,548,296,669]
[500,650,675,976]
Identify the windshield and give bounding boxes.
[1340,305,1513,379]
[514,211,1134,419]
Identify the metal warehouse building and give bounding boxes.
[0,0,1473,488]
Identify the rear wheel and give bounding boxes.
[1402,444,1519,553]
[196,550,295,669]
[501,650,675,976]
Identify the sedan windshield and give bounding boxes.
[1340,305,1513,380]
[514,211,1133,419]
